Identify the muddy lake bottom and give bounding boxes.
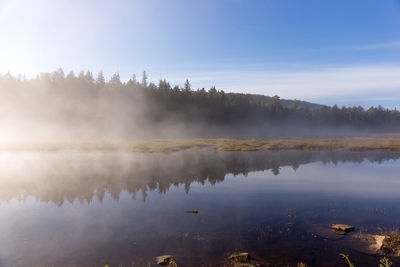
[0,149,399,266]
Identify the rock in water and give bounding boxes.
[372,235,386,251]
[331,224,355,234]
[185,210,199,214]
[156,255,175,265]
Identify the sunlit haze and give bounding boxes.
[1,0,399,107]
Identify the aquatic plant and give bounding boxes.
[381,232,400,253]
[255,225,273,241]
[169,258,178,267]
[379,257,392,267]
[339,254,393,267]
[339,254,355,267]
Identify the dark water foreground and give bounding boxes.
[0,150,399,266]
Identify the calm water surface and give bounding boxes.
[0,150,399,266]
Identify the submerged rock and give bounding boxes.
[331,224,355,234]
[185,210,199,214]
[155,255,175,265]
[370,235,386,251]
[226,252,269,267]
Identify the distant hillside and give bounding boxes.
[230,93,325,110]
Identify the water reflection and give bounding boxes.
[0,150,399,205]
[0,150,400,266]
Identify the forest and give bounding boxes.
[0,69,399,139]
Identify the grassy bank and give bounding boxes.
[2,137,400,153]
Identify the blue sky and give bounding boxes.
[0,0,399,107]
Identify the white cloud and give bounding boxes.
[160,63,400,104]
[356,41,400,50]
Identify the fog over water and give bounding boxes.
[1,70,399,143]
[0,1,399,266]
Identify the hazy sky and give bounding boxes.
[0,0,399,107]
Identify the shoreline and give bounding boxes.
[1,137,400,153]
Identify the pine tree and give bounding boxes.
[66,71,75,80]
[96,72,105,85]
[141,71,148,87]
[127,74,137,87]
[109,73,121,86]
[85,70,94,83]
[184,79,191,91]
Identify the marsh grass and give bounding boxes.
[3,137,400,153]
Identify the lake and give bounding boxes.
[0,150,399,266]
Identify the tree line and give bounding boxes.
[0,68,399,131]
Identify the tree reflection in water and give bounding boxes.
[0,150,398,205]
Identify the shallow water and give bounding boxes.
[0,150,399,266]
